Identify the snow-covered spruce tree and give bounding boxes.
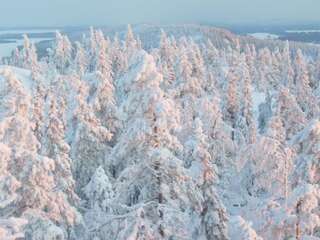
[235,116,299,239]
[189,40,206,80]
[195,94,233,172]
[239,112,294,201]
[10,47,23,67]
[125,24,138,59]
[90,30,119,136]
[0,142,26,239]
[110,34,128,79]
[286,120,320,239]
[270,48,282,89]
[111,49,182,180]
[256,47,273,91]
[184,118,229,240]
[228,216,263,240]
[238,56,257,144]
[84,166,113,213]
[158,30,176,87]
[253,182,320,239]
[93,51,212,239]
[266,115,293,204]
[203,39,220,69]
[0,217,27,240]
[94,31,111,82]
[225,69,240,141]
[201,176,229,240]
[280,41,294,89]
[18,39,47,145]
[311,53,320,94]
[184,118,213,176]
[159,30,171,63]
[243,44,258,87]
[0,143,21,215]
[85,27,98,72]
[267,116,293,200]
[21,34,41,80]
[0,68,84,239]
[175,43,205,143]
[41,97,78,203]
[292,120,320,188]
[49,31,73,74]
[255,104,320,239]
[46,61,106,192]
[83,166,114,239]
[71,79,113,194]
[31,81,46,145]
[73,41,88,77]
[177,47,194,94]
[294,49,319,118]
[276,87,307,140]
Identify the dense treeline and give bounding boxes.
[0,25,320,239]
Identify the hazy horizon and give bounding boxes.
[1,0,320,28]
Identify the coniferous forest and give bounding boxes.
[1,25,320,239]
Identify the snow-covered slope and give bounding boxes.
[0,25,320,239]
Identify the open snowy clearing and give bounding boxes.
[248,32,279,40]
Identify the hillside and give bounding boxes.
[0,25,320,239]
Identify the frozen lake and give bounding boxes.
[0,29,57,57]
[285,29,320,33]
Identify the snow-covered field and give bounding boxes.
[248,32,279,40]
[0,29,56,57]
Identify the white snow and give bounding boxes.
[0,66,33,94]
[0,218,28,240]
[252,90,266,125]
[0,24,320,240]
[229,216,263,240]
[248,33,279,40]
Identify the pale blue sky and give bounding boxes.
[1,0,319,27]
